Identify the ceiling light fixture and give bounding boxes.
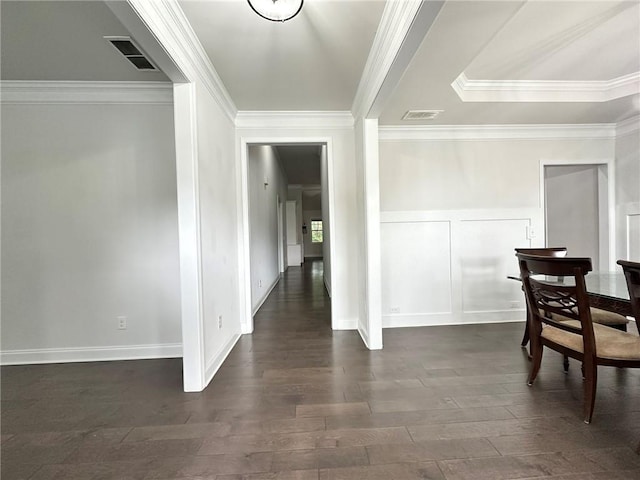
[247,0,303,22]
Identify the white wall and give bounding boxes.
[354,118,382,349]
[192,83,242,387]
[379,136,615,328]
[248,145,288,312]
[237,125,359,331]
[615,125,640,261]
[354,118,369,343]
[1,100,181,363]
[320,145,332,295]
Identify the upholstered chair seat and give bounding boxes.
[542,320,640,360]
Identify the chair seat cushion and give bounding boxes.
[552,308,628,326]
[542,320,640,360]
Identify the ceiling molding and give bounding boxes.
[616,115,640,137]
[0,81,173,104]
[452,71,640,103]
[379,124,617,141]
[128,0,237,121]
[235,111,354,129]
[351,0,427,119]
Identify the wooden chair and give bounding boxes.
[617,259,640,453]
[516,248,629,351]
[517,253,640,424]
[617,260,640,333]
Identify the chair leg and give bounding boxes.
[521,305,530,347]
[527,340,543,386]
[563,355,569,373]
[583,360,597,424]
[521,321,530,347]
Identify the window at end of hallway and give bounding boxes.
[311,220,323,243]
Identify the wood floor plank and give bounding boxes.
[296,402,370,418]
[366,438,500,464]
[318,462,445,479]
[438,448,640,480]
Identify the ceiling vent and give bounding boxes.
[402,110,443,121]
[105,36,157,71]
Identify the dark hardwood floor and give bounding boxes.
[2,259,640,479]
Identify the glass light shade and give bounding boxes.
[247,0,303,22]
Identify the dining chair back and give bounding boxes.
[617,259,640,333]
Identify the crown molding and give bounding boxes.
[351,0,425,119]
[379,124,617,141]
[0,81,173,104]
[128,0,237,121]
[616,115,640,137]
[235,111,354,129]
[452,71,640,103]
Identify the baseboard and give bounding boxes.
[0,343,182,365]
[252,275,280,316]
[324,275,332,298]
[358,325,372,349]
[332,318,357,330]
[204,333,241,387]
[382,312,526,328]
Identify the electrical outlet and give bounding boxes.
[509,301,520,309]
[526,225,536,240]
[117,316,127,330]
[218,315,223,329]
[390,306,400,313]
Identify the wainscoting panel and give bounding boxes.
[381,221,452,327]
[458,219,529,314]
[381,209,542,328]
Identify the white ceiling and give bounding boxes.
[179,0,385,111]
[2,0,639,125]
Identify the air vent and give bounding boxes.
[105,36,157,71]
[402,110,443,121]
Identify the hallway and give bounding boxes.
[2,260,640,479]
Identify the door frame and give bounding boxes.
[238,136,337,334]
[540,158,616,270]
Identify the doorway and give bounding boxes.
[543,162,613,271]
[240,139,336,334]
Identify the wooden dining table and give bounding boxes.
[509,271,635,354]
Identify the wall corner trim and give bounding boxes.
[128,0,237,121]
[0,81,173,105]
[616,115,640,137]
[235,111,354,129]
[351,0,424,119]
[378,123,617,141]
